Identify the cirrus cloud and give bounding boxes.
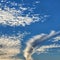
[24,30,60,60]
[36,44,60,54]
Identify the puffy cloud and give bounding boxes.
[0,35,22,60]
[24,30,60,60]
[0,0,47,27]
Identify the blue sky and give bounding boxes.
[0,0,60,60]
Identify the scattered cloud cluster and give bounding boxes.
[24,30,60,60]
[0,0,47,27]
[0,0,60,60]
[0,30,60,60]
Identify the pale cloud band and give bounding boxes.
[24,30,60,60]
[0,35,23,60]
[53,36,60,41]
[36,44,60,54]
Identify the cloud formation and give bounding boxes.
[53,36,60,41]
[36,44,60,54]
[0,0,47,27]
[24,30,60,60]
[0,35,22,60]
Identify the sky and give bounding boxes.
[0,0,60,60]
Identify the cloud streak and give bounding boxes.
[53,36,60,41]
[36,44,60,54]
[24,30,60,60]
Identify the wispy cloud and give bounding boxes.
[0,0,48,27]
[36,44,60,54]
[24,30,60,60]
[53,36,60,41]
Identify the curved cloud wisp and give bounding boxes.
[24,31,60,60]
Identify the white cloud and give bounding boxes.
[0,9,34,26]
[0,0,46,27]
[23,30,60,60]
[23,33,47,60]
[36,44,60,54]
[53,36,60,41]
[0,34,23,60]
